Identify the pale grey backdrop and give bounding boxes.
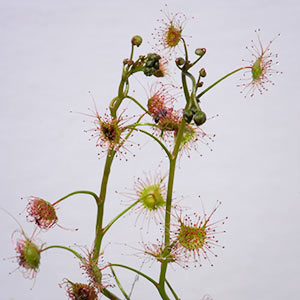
[1,0,299,299]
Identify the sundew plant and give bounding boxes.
[5,8,281,300]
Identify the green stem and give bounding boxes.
[42,246,121,300]
[166,279,180,300]
[93,150,116,260]
[127,122,160,130]
[189,55,202,69]
[41,245,82,260]
[109,264,170,299]
[110,265,130,300]
[158,52,195,294]
[52,190,99,206]
[109,264,158,287]
[181,38,189,62]
[159,109,187,295]
[125,95,150,115]
[93,110,145,260]
[197,67,247,98]
[136,129,172,160]
[129,43,134,62]
[103,198,140,235]
[102,288,121,300]
[181,72,190,105]
[103,192,155,235]
[110,76,128,118]
[183,70,198,109]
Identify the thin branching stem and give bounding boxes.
[52,190,99,206]
[197,67,247,98]
[110,265,130,300]
[136,128,172,160]
[41,245,83,260]
[125,95,150,115]
[102,288,121,300]
[166,279,180,300]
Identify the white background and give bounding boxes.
[1,0,299,299]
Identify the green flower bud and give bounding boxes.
[24,239,41,270]
[200,68,207,77]
[191,106,198,114]
[131,35,143,47]
[175,57,185,66]
[193,111,206,126]
[183,109,193,123]
[195,48,206,57]
[143,53,161,77]
[251,58,263,81]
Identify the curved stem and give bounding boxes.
[127,122,160,129]
[41,245,83,260]
[189,55,202,69]
[93,115,146,260]
[103,199,140,235]
[181,38,189,62]
[125,95,150,115]
[129,44,134,61]
[109,263,158,287]
[166,279,180,300]
[109,264,170,299]
[136,128,172,160]
[181,72,190,105]
[197,67,247,98]
[110,265,130,300]
[111,75,128,118]
[102,288,121,300]
[183,70,198,109]
[52,190,99,206]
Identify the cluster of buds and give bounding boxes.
[143,53,165,77]
[183,106,207,126]
[175,47,208,127]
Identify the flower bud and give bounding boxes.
[26,197,58,230]
[193,110,206,126]
[200,68,207,77]
[175,57,185,66]
[191,106,198,114]
[131,35,143,47]
[15,237,41,278]
[23,239,40,270]
[143,53,161,77]
[195,48,206,57]
[183,109,193,123]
